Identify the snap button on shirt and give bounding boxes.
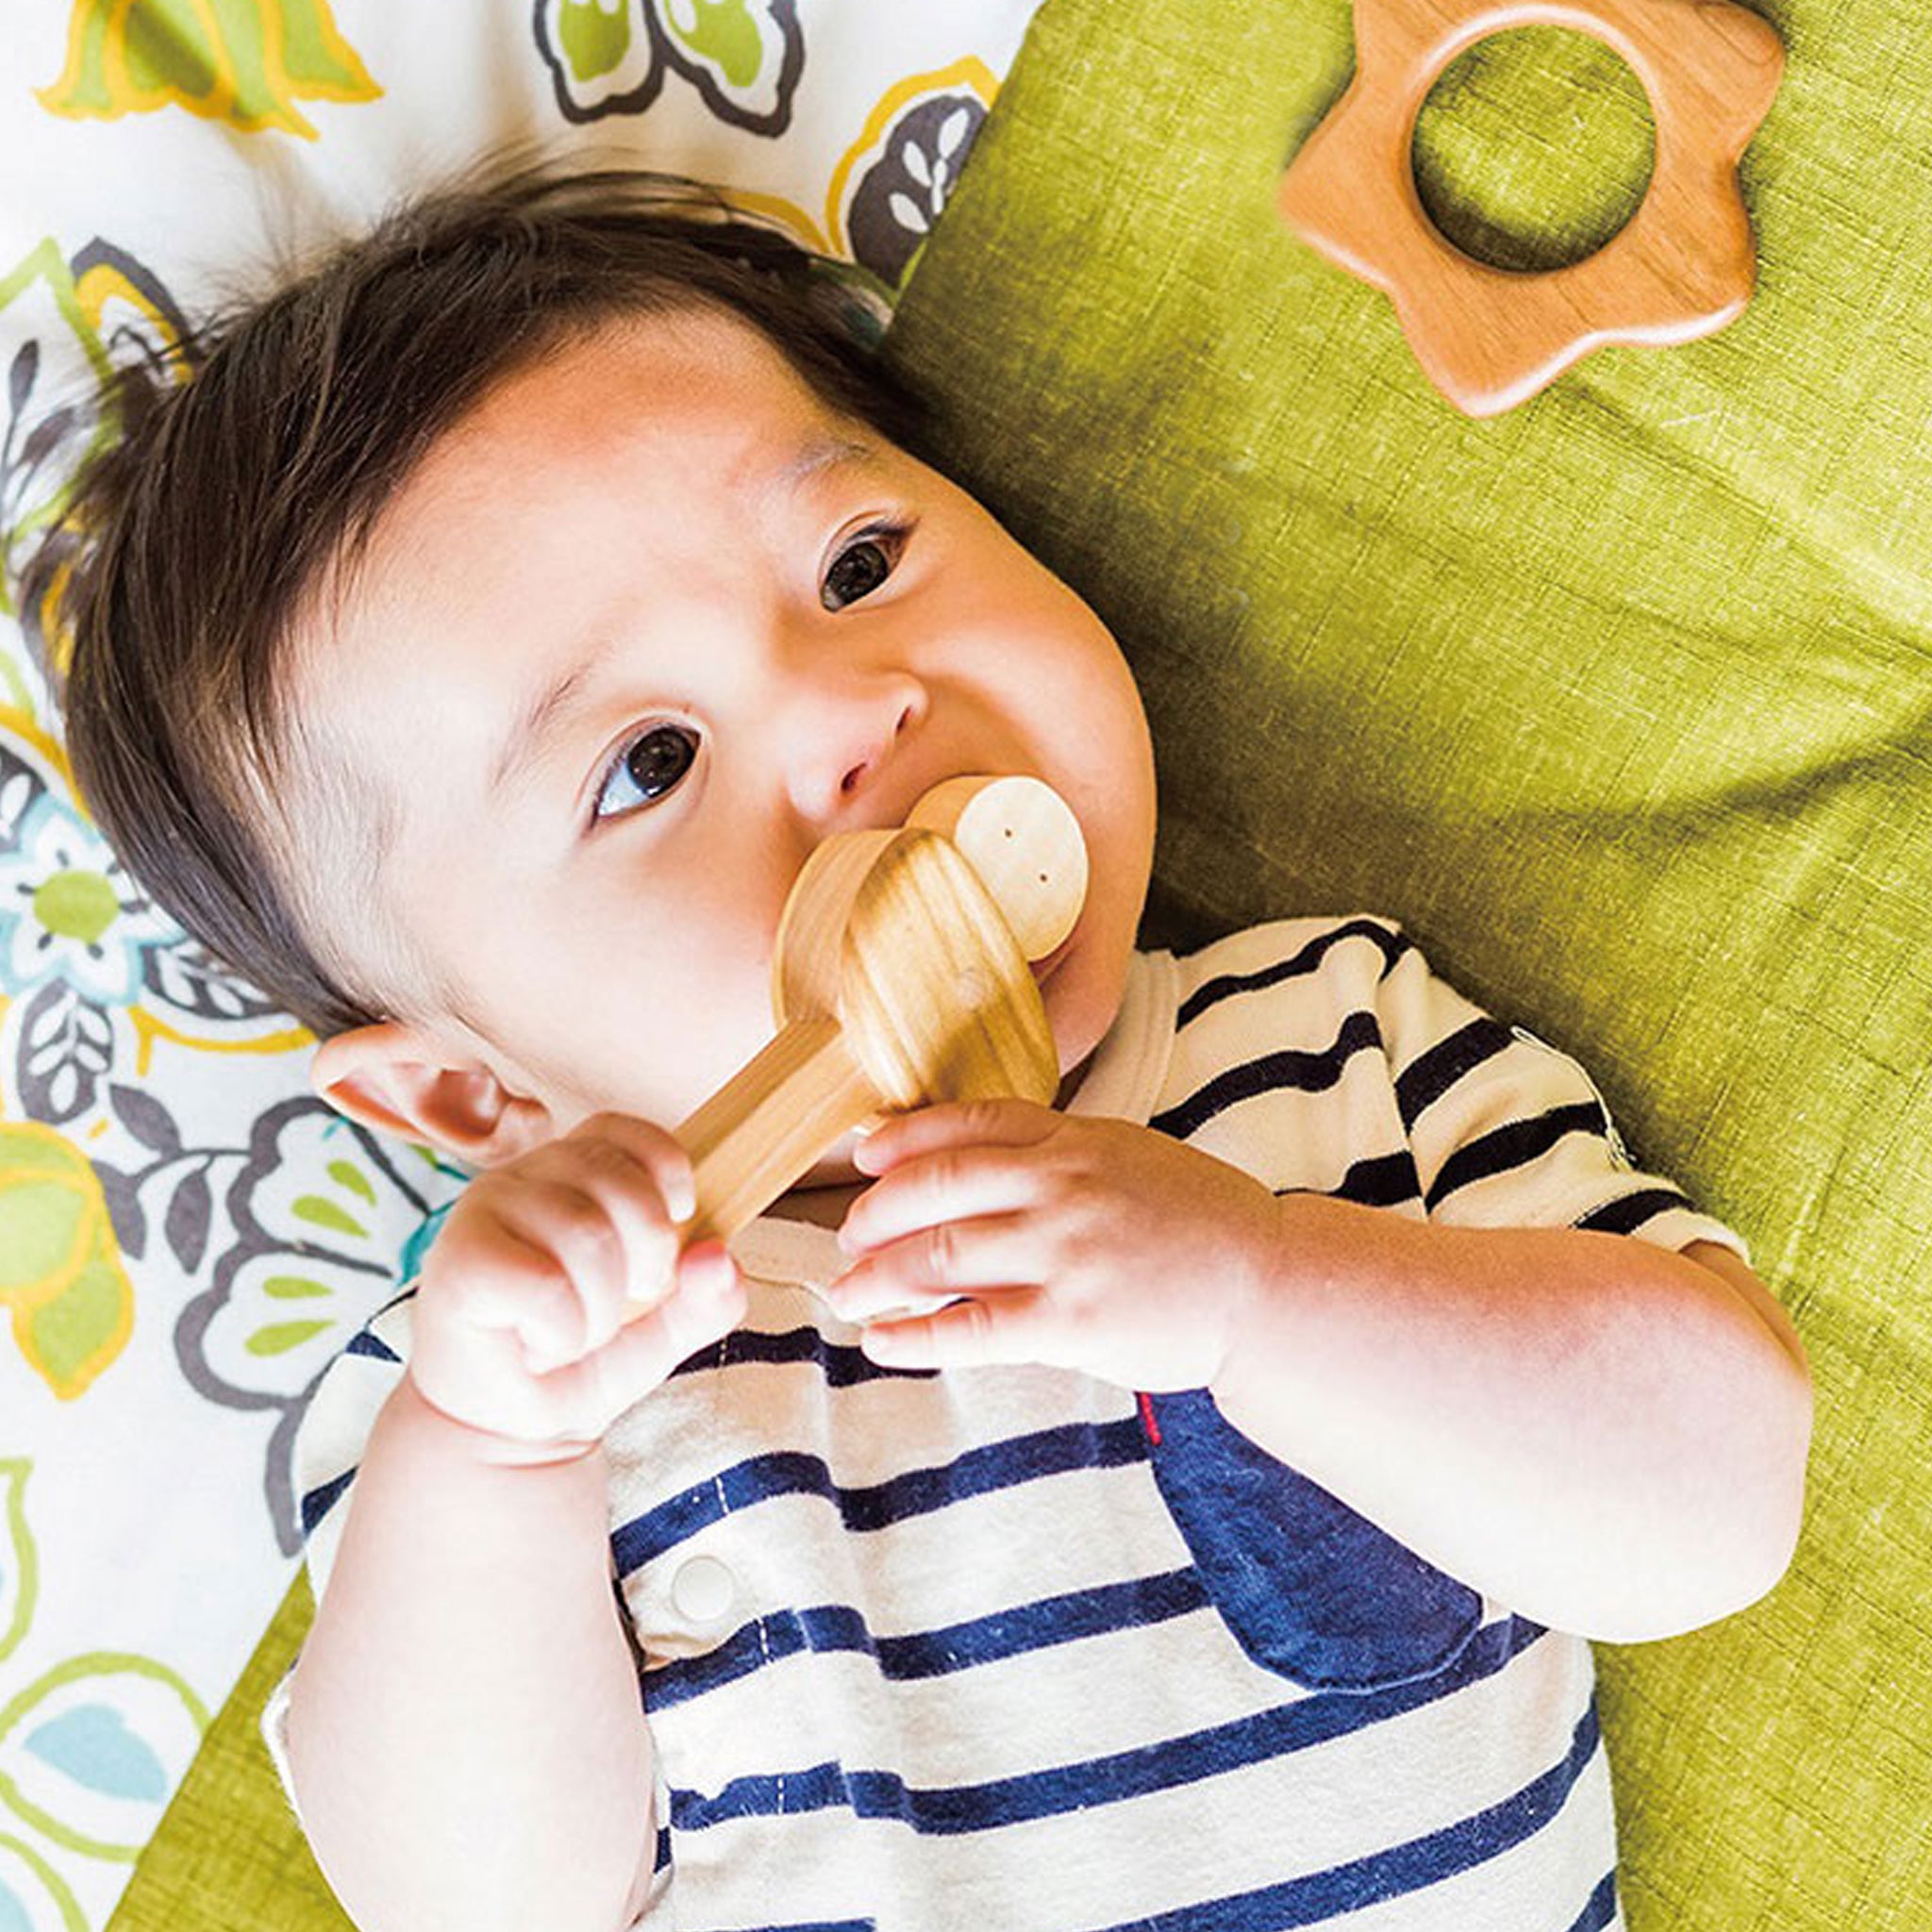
[671,1554,738,1630]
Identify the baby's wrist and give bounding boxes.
[394,1369,604,1472]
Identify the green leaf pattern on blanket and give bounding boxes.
[558,0,634,82]
[663,0,763,88]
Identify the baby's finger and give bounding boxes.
[840,1145,1045,1257]
[537,1242,746,1420]
[852,1097,1059,1177]
[830,1214,1042,1313]
[565,1112,699,1223]
[819,1280,959,1328]
[439,1221,587,1373]
[858,1287,1047,1371]
[530,1128,687,1338]
[484,1180,632,1369]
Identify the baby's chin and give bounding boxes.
[1043,908,1132,1082]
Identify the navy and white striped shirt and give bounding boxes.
[266,914,1744,1930]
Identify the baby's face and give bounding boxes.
[300,307,1157,1178]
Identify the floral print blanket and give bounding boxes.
[0,5,1038,1924]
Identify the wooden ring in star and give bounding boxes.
[1277,0,1784,416]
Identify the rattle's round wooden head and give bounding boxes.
[905,775,1089,963]
[668,776,1091,1251]
[773,776,1090,1109]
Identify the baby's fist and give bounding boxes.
[408,1112,744,1457]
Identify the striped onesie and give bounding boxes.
[265,913,1744,1930]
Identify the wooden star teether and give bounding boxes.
[663,775,1088,1256]
[1277,0,1784,416]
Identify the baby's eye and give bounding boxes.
[591,721,699,824]
[822,523,908,611]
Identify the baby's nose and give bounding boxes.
[791,675,925,821]
[839,699,916,796]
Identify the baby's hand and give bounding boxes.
[407,1112,745,1459]
[824,1100,1282,1391]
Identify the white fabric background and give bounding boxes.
[0,5,1041,1925]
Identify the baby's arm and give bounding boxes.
[840,1098,1807,1642]
[831,926,1810,1645]
[284,1114,746,1932]
[1208,1208,1810,1643]
[287,1380,658,1932]
[1207,937,1811,1643]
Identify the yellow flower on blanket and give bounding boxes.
[36,0,380,142]
[0,1120,133,1401]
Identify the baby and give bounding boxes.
[35,159,1811,1932]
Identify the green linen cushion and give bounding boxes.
[105,1579,341,1931]
[876,0,1932,1926]
[114,0,1932,1926]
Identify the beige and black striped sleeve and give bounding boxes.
[1373,934,1749,1261]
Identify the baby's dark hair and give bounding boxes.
[22,155,928,1040]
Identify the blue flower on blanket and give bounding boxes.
[179,1097,467,1555]
[0,791,170,1008]
[0,716,297,1131]
[0,1459,208,1907]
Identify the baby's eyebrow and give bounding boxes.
[763,434,874,506]
[488,434,877,804]
[490,641,620,804]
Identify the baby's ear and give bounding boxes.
[308,1021,555,1168]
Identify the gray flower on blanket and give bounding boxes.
[846,93,985,289]
[175,1095,466,1555]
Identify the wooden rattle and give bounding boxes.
[1276,0,1784,416]
[666,774,1088,1253]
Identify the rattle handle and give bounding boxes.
[673,1018,877,1248]
[642,774,1084,1297]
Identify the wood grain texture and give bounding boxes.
[1277,0,1784,414]
[665,776,1087,1256]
